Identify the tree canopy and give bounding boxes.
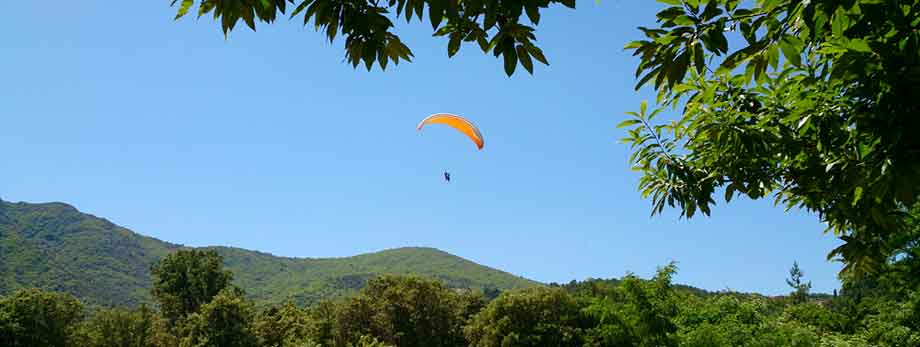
[620,0,920,274]
[178,287,259,347]
[150,249,234,323]
[0,288,84,347]
[170,0,574,75]
[3,247,920,346]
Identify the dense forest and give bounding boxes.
[2,246,918,347]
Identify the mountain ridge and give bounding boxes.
[0,199,538,307]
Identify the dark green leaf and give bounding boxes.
[429,0,444,30]
[517,45,533,74]
[503,41,517,76]
[448,34,461,57]
[525,45,548,65]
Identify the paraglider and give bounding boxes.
[417,113,483,182]
[416,113,484,150]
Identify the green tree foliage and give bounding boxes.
[178,287,259,347]
[4,264,920,346]
[621,0,920,274]
[0,288,84,347]
[861,291,920,346]
[464,286,593,347]
[675,294,822,347]
[584,263,679,347]
[332,275,469,347]
[821,205,920,345]
[253,301,313,347]
[454,289,487,326]
[306,300,338,347]
[77,305,164,347]
[151,249,234,323]
[786,261,812,305]
[170,0,573,76]
[4,209,920,347]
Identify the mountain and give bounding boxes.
[0,199,538,308]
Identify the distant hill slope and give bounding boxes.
[0,199,538,307]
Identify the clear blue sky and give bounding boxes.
[1,1,842,295]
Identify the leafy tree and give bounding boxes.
[253,301,313,347]
[178,287,259,347]
[307,299,338,347]
[333,275,467,347]
[675,294,830,347]
[78,305,162,347]
[820,203,920,341]
[151,249,234,323]
[0,288,84,347]
[621,0,920,274]
[861,291,920,347]
[464,286,592,347]
[781,302,846,334]
[786,261,812,305]
[169,0,574,76]
[454,289,488,326]
[676,295,772,347]
[146,313,181,347]
[584,263,679,347]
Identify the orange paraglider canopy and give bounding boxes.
[416,113,484,150]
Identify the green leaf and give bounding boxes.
[429,0,444,30]
[635,65,662,90]
[291,0,312,18]
[517,45,534,74]
[846,39,872,53]
[198,1,216,17]
[672,15,695,26]
[700,0,722,21]
[175,0,194,20]
[624,40,650,50]
[362,43,377,71]
[503,42,518,76]
[484,5,497,30]
[477,35,490,52]
[693,43,706,74]
[525,4,540,24]
[447,34,461,57]
[712,29,728,54]
[378,48,389,70]
[241,7,257,31]
[667,50,690,87]
[720,41,765,70]
[525,45,548,65]
[617,119,642,128]
[656,7,685,21]
[779,36,802,67]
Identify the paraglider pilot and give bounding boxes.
[444,172,451,182]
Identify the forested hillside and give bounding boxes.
[0,199,536,307]
[4,250,917,347]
